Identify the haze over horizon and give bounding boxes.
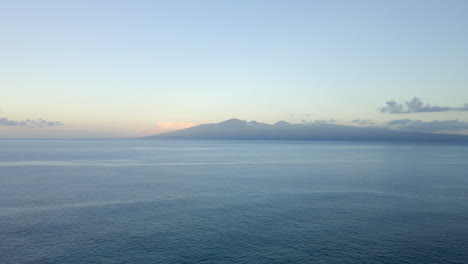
[1,0,468,138]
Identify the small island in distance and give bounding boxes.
[144,118,468,142]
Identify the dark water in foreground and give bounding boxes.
[0,140,467,264]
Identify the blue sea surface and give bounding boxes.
[0,140,467,263]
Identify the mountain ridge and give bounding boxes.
[143,119,468,142]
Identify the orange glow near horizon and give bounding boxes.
[152,121,197,134]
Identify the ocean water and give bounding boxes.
[0,140,467,264]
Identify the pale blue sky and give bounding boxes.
[1,0,468,138]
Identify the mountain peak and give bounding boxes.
[220,118,245,124]
[275,120,291,126]
[217,118,247,128]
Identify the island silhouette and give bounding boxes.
[144,119,468,142]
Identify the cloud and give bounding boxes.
[380,97,468,114]
[309,119,337,124]
[351,119,376,125]
[387,119,413,125]
[0,117,64,128]
[388,119,468,132]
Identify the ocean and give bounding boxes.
[1,140,467,263]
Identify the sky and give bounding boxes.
[1,0,468,138]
